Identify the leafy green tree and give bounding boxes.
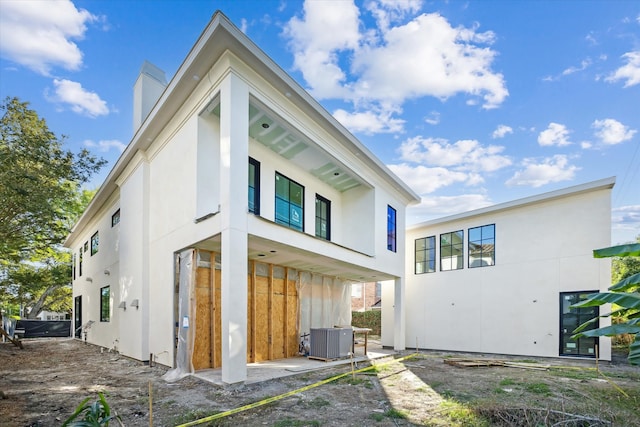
[572,243,640,365]
[0,97,106,262]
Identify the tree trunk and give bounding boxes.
[26,285,56,319]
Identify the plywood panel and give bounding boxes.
[255,276,269,362]
[272,278,285,359]
[193,266,212,370]
[287,278,299,357]
[213,268,222,368]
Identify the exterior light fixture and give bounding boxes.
[261,123,270,129]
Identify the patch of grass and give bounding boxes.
[273,419,320,427]
[305,397,330,409]
[499,378,517,386]
[369,412,385,422]
[550,368,598,380]
[170,409,217,425]
[523,382,551,395]
[384,408,408,419]
[439,401,490,427]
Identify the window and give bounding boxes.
[91,231,99,256]
[111,209,120,227]
[560,291,598,357]
[275,173,304,231]
[469,224,495,268]
[415,236,436,274]
[351,283,362,298]
[387,205,397,252]
[78,249,83,277]
[375,282,382,298]
[84,241,88,252]
[315,194,331,240]
[440,230,463,271]
[248,157,260,214]
[100,286,110,322]
[72,253,76,280]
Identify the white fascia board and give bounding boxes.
[408,176,616,231]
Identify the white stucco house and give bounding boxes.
[382,177,614,361]
[64,11,419,384]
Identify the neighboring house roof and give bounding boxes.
[408,176,616,231]
[65,11,419,247]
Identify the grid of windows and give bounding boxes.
[100,286,110,322]
[315,194,330,240]
[415,236,436,274]
[249,157,260,215]
[111,209,120,227]
[90,231,99,256]
[387,205,397,252]
[275,173,304,231]
[440,230,463,271]
[469,224,495,268]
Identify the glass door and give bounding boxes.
[559,291,599,357]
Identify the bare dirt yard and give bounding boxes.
[1,338,639,427]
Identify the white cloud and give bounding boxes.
[48,79,109,117]
[562,58,592,76]
[425,111,440,125]
[398,136,511,172]
[592,118,637,145]
[492,124,513,139]
[333,108,405,134]
[407,193,493,225]
[506,155,579,187]
[612,205,640,244]
[606,51,640,87]
[284,1,508,134]
[538,123,572,147]
[0,0,97,75]
[388,163,469,194]
[84,139,126,153]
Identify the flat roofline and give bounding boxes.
[408,176,616,231]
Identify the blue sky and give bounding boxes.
[1,0,639,244]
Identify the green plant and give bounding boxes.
[498,378,516,386]
[524,382,551,395]
[572,243,640,365]
[62,392,120,426]
[369,412,385,421]
[384,408,408,419]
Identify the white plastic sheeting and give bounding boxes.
[298,271,352,336]
[163,249,195,382]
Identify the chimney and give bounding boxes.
[133,61,167,132]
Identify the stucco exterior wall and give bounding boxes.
[387,182,613,361]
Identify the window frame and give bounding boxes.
[100,286,110,322]
[78,248,83,277]
[90,231,99,256]
[440,230,464,271]
[387,205,397,252]
[274,172,304,231]
[415,235,436,274]
[111,209,120,227]
[315,194,331,240]
[468,224,495,268]
[248,157,260,215]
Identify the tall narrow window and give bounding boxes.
[100,286,110,322]
[91,231,99,256]
[111,209,120,227]
[440,230,463,271]
[248,157,260,215]
[469,224,495,268]
[275,173,304,231]
[415,236,436,274]
[72,253,76,280]
[79,248,83,277]
[387,205,397,252]
[315,194,330,240]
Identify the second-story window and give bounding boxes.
[415,236,436,274]
[91,231,99,256]
[387,205,397,252]
[249,157,260,214]
[440,230,463,271]
[79,248,83,277]
[315,194,330,240]
[275,173,304,231]
[111,209,120,227]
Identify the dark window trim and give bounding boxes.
[249,157,260,215]
[387,205,397,252]
[315,193,331,240]
[100,286,110,322]
[90,231,99,256]
[468,223,495,268]
[559,291,599,358]
[440,230,464,271]
[415,235,436,274]
[275,172,305,232]
[78,248,83,277]
[111,209,120,227]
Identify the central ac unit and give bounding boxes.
[309,327,352,359]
